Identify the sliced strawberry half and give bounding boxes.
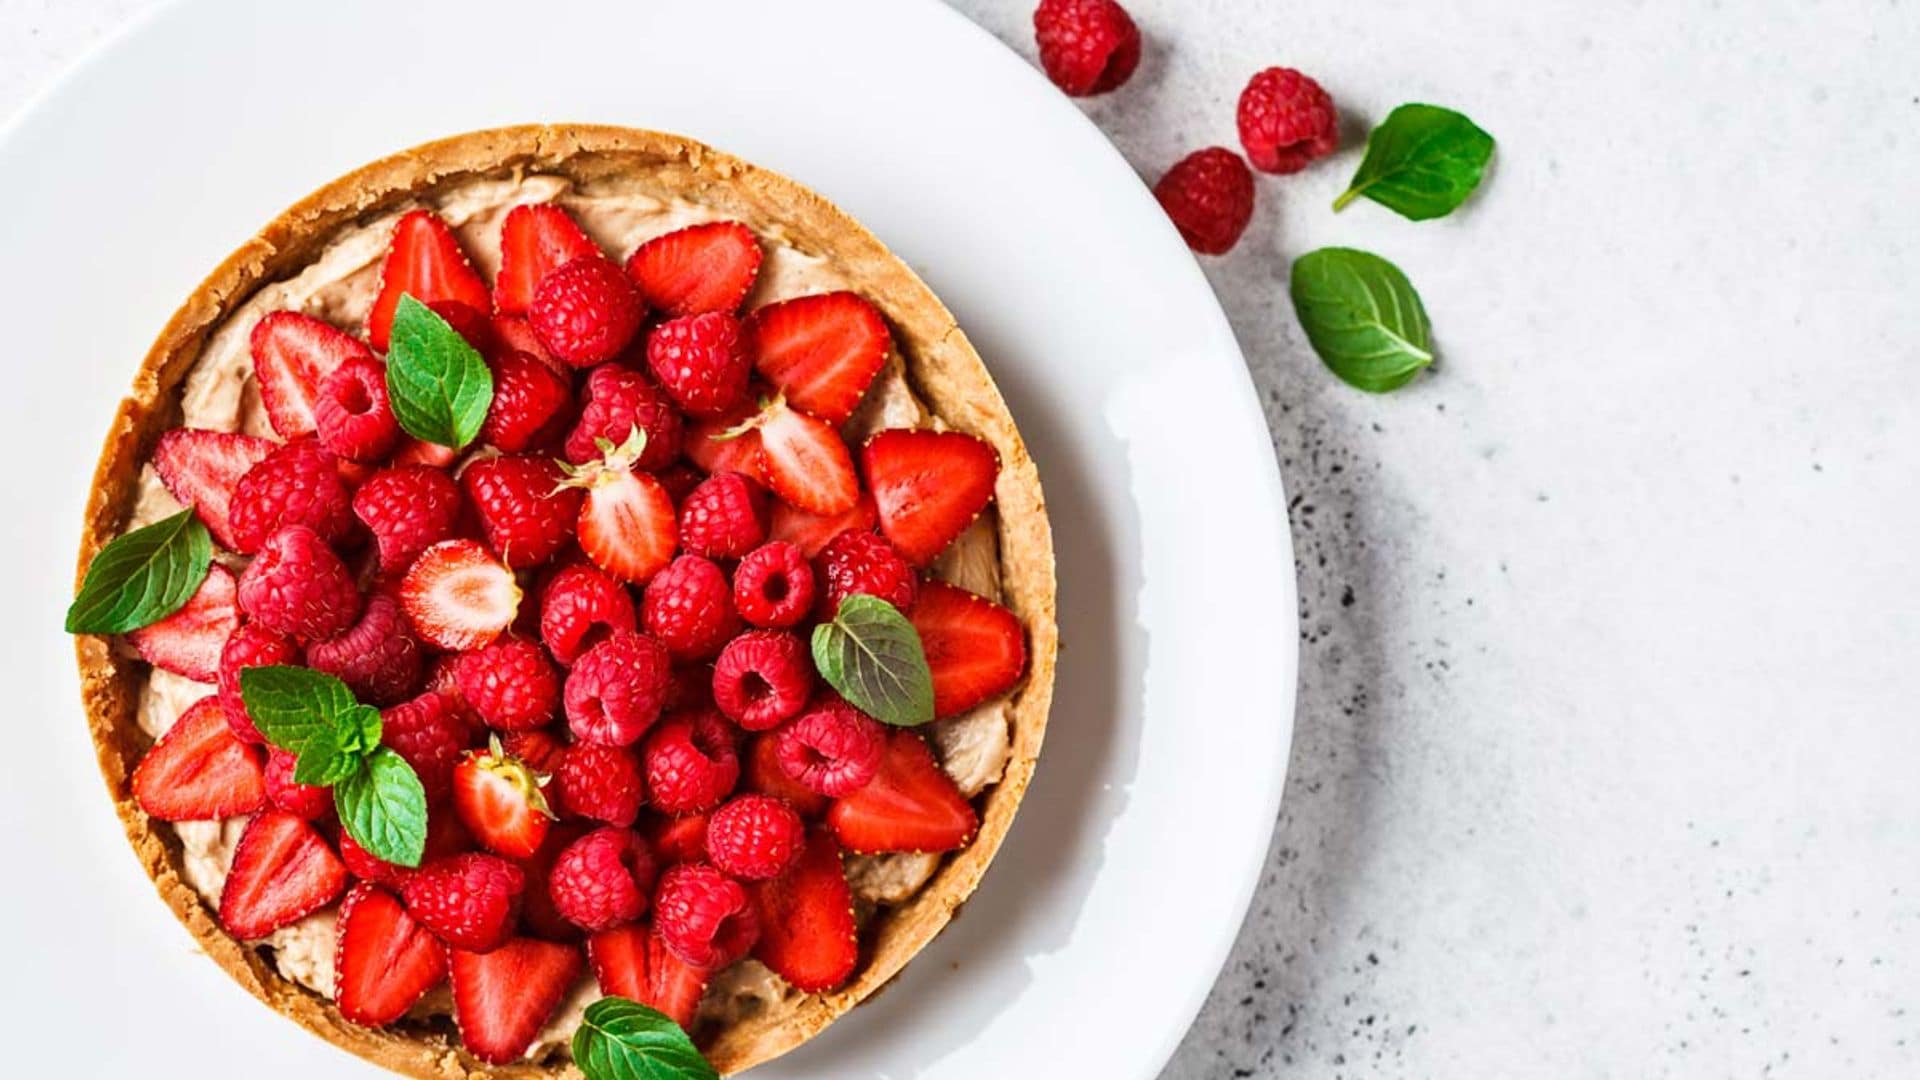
[861,428,999,566]
[743,734,828,818]
[909,581,1029,718]
[368,209,491,352]
[129,564,239,683]
[495,204,602,316]
[399,539,522,651]
[767,491,879,560]
[218,809,348,939]
[249,311,375,439]
[727,396,858,516]
[131,696,266,822]
[749,827,857,992]
[560,434,677,586]
[449,937,584,1065]
[151,428,276,552]
[745,292,890,425]
[452,741,554,861]
[587,923,711,1030]
[685,400,769,485]
[625,221,764,319]
[826,730,977,854]
[390,437,461,470]
[335,882,450,1027]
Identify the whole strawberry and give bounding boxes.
[564,629,671,747]
[549,826,657,932]
[237,524,363,640]
[1237,67,1339,174]
[530,255,647,367]
[645,312,751,418]
[1033,0,1140,97]
[402,852,526,952]
[228,439,355,555]
[565,364,683,469]
[352,465,463,575]
[462,454,582,568]
[1154,147,1256,255]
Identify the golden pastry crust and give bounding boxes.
[72,125,1057,1077]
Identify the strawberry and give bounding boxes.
[218,809,348,939]
[391,437,461,470]
[516,819,589,943]
[151,428,275,552]
[587,923,710,1031]
[130,696,266,821]
[494,204,601,316]
[684,400,769,484]
[461,454,582,568]
[334,883,450,1027]
[743,733,828,818]
[861,428,999,566]
[826,729,977,854]
[428,299,497,355]
[909,580,1029,717]
[129,564,238,682]
[248,311,374,440]
[744,292,890,425]
[749,827,857,992]
[625,221,763,318]
[560,433,677,586]
[644,812,712,866]
[452,741,555,861]
[368,209,491,352]
[727,395,858,515]
[767,491,878,559]
[449,937,585,1065]
[400,539,522,651]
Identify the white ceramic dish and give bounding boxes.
[0,0,1298,1075]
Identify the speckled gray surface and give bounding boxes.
[8,1,1918,1076]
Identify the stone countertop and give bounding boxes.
[9,1,1916,1076]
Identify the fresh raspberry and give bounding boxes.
[645,312,751,419]
[1154,147,1256,256]
[264,749,334,820]
[352,465,463,574]
[1033,0,1140,96]
[501,728,569,776]
[652,862,759,968]
[644,811,711,866]
[461,454,582,567]
[456,637,562,732]
[481,348,574,453]
[237,525,363,640]
[704,794,804,880]
[529,255,647,367]
[563,363,683,469]
[228,439,355,555]
[642,708,741,815]
[564,630,671,747]
[664,664,714,712]
[401,852,526,952]
[304,593,424,705]
[549,826,657,931]
[773,697,885,797]
[732,541,816,629]
[816,528,918,618]
[677,471,768,559]
[423,653,474,716]
[642,555,742,662]
[711,631,813,732]
[218,622,299,744]
[1236,67,1339,174]
[382,690,475,804]
[539,562,637,665]
[552,743,646,826]
[313,355,401,462]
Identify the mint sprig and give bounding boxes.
[385,293,493,450]
[65,508,212,634]
[335,748,428,868]
[1334,103,1494,221]
[572,998,717,1080]
[811,595,935,727]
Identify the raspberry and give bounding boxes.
[553,743,646,826]
[1033,0,1140,97]
[642,555,742,662]
[218,622,299,744]
[265,749,333,821]
[677,471,768,559]
[773,697,885,797]
[530,255,646,367]
[304,593,424,705]
[539,562,637,665]
[501,728,569,775]
[481,348,574,453]
[313,356,401,462]
[642,708,741,815]
[352,465,463,574]
[456,637,562,732]
[549,826,657,932]
[423,654,473,716]
[382,691,475,804]
[1236,67,1339,175]
[228,439,355,555]
[732,541,816,629]
[645,312,751,419]
[564,364,683,469]
[816,528,917,618]
[664,664,714,711]
[401,852,526,952]
[237,524,363,640]
[1154,147,1256,256]
[461,454,582,568]
[564,629,671,747]
[645,811,711,865]
[711,630,813,732]
[705,794,804,880]
[652,862,759,968]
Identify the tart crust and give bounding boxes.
[72,125,1057,1077]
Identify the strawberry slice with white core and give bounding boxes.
[685,399,769,484]
[400,539,522,651]
[450,937,584,1065]
[908,580,1029,718]
[558,430,677,586]
[452,740,555,861]
[587,923,711,1030]
[219,809,348,940]
[745,291,891,426]
[368,209,491,352]
[248,311,375,440]
[494,204,601,316]
[129,564,239,682]
[151,428,275,552]
[335,883,450,1027]
[723,394,858,516]
[625,221,764,319]
[861,428,1000,566]
[131,695,267,822]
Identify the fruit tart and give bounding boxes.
[68,125,1056,1077]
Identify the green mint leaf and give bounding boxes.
[572,998,717,1080]
[810,595,935,727]
[1334,103,1494,221]
[334,748,427,868]
[1289,247,1435,394]
[238,666,363,759]
[385,293,493,449]
[65,509,212,634]
[291,726,352,787]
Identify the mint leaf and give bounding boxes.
[811,595,935,727]
[239,666,361,757]
[573,998,717,1080]
[385,293,493,449]
[1334,104,1494,221]
[65,509,212,634]
[334,748,428,868]
[1289,247,1435,393]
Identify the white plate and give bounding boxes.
[0,1,1297,1075]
